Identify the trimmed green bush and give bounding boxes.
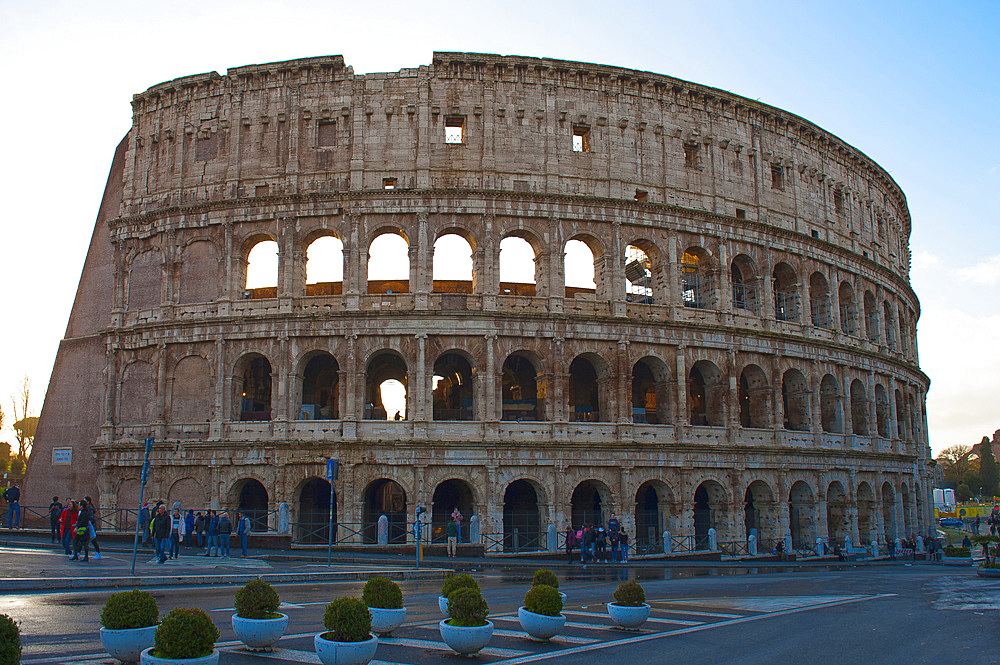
[446,587,489,628]
[980,561,1000,569]
[972,535,1000,545]
[322,597,372,643]
[153,608,219,659]
[362,576,403,610]
[943,546,971,557]
[441,573,480,599]
[531,569,559,590]
[524,584,562,617]
[612,580,646,607]
[100,589,159,630]
[235,578,281,620]
[0,614,21,665]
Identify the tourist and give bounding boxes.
[59,500,79,555]
[152,505,170,564]
[71,499,92,561]
[169,507,185,558]
[184,510,196,548]
[84,497,103,559]
[446,518,458,558]
[565,524,577,563]
[139,503,151,547]
[218,511,232,558]
[48,496,63,543]
[608,512,621,562]
[237,512,251,557]
[194,511,206,548]
[581,524,595,563]
[3,483,20,529]
[205,510,220,556]
[619,529,630,563]
[451,506,463,542]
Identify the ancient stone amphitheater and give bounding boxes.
[27,52,932,553]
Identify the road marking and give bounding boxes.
[645,604,743,618]
[221,647,412,665]
[379,636,530,658]
[562,610,704,626]
[490,626,602,644]
[491,615,648,632]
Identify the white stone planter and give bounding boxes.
[606,602,651,629]
[438,595,449,615]
[368,606,407,635]
[314,633,378,665]
[976,567,1000,578]
[231,613,289,649]
[140,648,219,665]
[439,619,494,656]
[517,607,565,640]
[101,625,157,663]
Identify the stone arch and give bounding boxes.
[304,233,344,295]
[850,379,869,435]
[503,478,543,552]
[170,355,212,423]
[233,353,272,421]
[789,480,816,549]
[564,235,599,298]
[432,350,475,421]
[782,368,810,431]
[233,478,269,532]
[569,352,611,422]
[624,241,657,304]
[632,355,671,424]
[433,230,475,294]
[730,253,761,314]
[297,351,340,420]
[809,271,832,328]
[857,481,876,544]
[368,230,410,294]
[243,235,279,293]
[167,477,207,509]
[634,479,675,551]
[571,479,614,528]
[296,477,334,544]
[772,262,799,321]
[119,360,156,426]
[501,350,544,421]
[693,479,728,548]
[826,480,849,545]
[820,374,844,433]
[430,478,476,543]
[689,359,724,426]
[881,481,897,542]
[499,230,542,295]
[874,384,889,438]
[681,246,715,309]
[127,249,163,310]
[738,363,770,428]
[899,481,912,538]
[362,478,407,544]
[839,281,857,335]
[178,240,220,304]
[744,479,779,544]
[364,350,408,420]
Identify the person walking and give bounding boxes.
[59,500,79,555]
[139,503,151,548]
[237,512,251,557]
[619,529,630,563]
[3,484,21,529]
[582,524,595,563]
[152,505,170,564]
[169,508,185,558]
[206,510,220,556]
[184,510,196,550]
[565,524,578,563]
[194,511,206,548]
[83,497,103,560]
[451,507,463,543]
[48,496,63,543]
[446,518,459,558]
[608,512,621,562]
[218,512,232,558]
[71,500,92,561]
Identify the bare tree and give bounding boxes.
[10,376,36,463]
[936,444,979,483]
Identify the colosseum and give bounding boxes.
[26,52,932,554]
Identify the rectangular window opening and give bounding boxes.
[735,208,746,219]
[771,164,784,190]
[445,116,466,144]
[811,229,820,239]
[317,120,336,147]
[684,143,699,168]
[634,189,648,202]
[833,190,845,214]
[572,125,590,152]
[382,178,397,190]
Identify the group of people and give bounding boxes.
[47,496,103,562]
[139,503,253,563]
[565,512,630,564]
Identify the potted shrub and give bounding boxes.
[0,613,21,665]
[438,573,480,615]
[517,584,565,641]
[532,569,565,600]
[232,578,288,650]
[140,608,220,665]
[607,580,650,630]
[362,576,406,636]
[100,589,159,663]
[439,587,493,656]
[315,598,378,665]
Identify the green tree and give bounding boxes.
[962,470,983,497]
[937,445,979,484]
[0,442,9,473]
[956,483,972,502]
[980,437,999,499]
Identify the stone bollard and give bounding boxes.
[784,534,793,555]
[663,530,672,554]
[845,535,853,551]
[748,534,757,556]
[916,535,925,553]
[815,538,825,556]
[378,514,389,546]
[870,540,879,557]
[894,537,902,554]
[469,515,480,544]
[547,524,558,552]
[278,502,290,535]
[708,528,718,551]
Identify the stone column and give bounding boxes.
[484,334,498,421]
[676,349,688,425]
[616,340,630,423]
[155,343,168,440]
[413,334,428,421]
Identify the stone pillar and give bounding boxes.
[676,350,688,425]
[616,340,630,424]
[484,334,498,421]
[155,343,168,440]
[413,334,427,421]
[716,244,732,312]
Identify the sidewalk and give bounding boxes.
[0,532,449,591]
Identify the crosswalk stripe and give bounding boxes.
[647,605,744,618]
[379,636,530,658]
[562,610,704,626]
[490,627,600,644]
[491,616,623,631]
[222,647,413,665]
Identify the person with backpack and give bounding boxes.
[194,511,206,548]
[71,500,92,561]
[619,529,630,563]
[237,512,251,557]
[218,512,233,558]
[59,500,79,555]
[582,524,595,563]
[83,497,103,559]
[205,510,220,556]
[3,484,21,529]
[48,496,63,543]
[565,524,578,563]
[184,510,196,549]
[595,526,608,562]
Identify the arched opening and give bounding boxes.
[127,250,162,310]
[875,384,889,438]
[297,478,333,544]
[501,352,543,421]
[569,355,603,422]
[503,480,540,552]
[432,352,474,421]
[119,361,155,426]
[245,239,279,296]
[882,482,897,542]
[237,479,269,532]
[499,236,536,296]
[367,232,409,294]
[300,353,339,420]
[235,354,272,421]
[850,379,869,435]
[863,290,879,341]
[731,254,760,314]
[635,481,672,553]
[681,247,714,309]
[826,481,848,545]
[782,369,810,431]
[565,239,597,298]
[170,356,211,423]
[789,481,815,550]
[433,233,474,294]
[632,357,670,424]
[431,479,475,543]
[820,374,844,433]
[744,480,778,545]
[305,235,344,296]
[364,352,407,420]
[839,282,857,335]
[694,481,726,549]
[772,263,799,322]
[624,244,653,304]
[809,271,832,328]
[362,479,407,544]
[179,241,219,304]
[689,360,723,426]
[738,364,769,428]
[857,482,875,544]
[571,480,609,528]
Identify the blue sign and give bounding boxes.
[327,459,339,481]
[140,437,153,485]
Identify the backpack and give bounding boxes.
[576,529,583,540]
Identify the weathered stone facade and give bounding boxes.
[26,52,931,551]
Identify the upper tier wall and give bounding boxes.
[124,52,912,278]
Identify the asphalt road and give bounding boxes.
[4,561,997,665]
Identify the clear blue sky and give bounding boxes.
[0,0,996,453]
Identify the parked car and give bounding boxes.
[939,517,965,528]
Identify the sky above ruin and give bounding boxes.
[0,0,996,457]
